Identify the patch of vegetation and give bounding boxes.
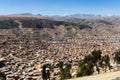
[114,50,120,64]
[77,49,111,77]
[58,61,71,80]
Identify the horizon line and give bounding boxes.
[0,13,120,17]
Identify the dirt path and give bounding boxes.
[68,71,120,80]
[14,20,23,29]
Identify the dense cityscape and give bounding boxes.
[0,16,120,80]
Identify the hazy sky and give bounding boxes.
[0,0,120,16]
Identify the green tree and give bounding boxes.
[77,49,102,77]
[63,64,71,79]
[114,51,120,64]
[91,49,101,64]
[0,72,6,80]
[46,64,51,80]
[42,64,51,80]
[42,64,47,80]
[58,61,71,80]
[77,55,94,77]
[0,61,5,68]
[84,54,94,64]
[100,55,110,72]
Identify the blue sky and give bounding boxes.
[0,0,120,16]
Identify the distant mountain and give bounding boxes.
[37,14,42,16]
[48,14,102,19]
[48,14,120,24]
[6,13,34,16]
[18,13,33,16]
[65,14,101,19]
[4,13,44,18]
[2,13,120,23]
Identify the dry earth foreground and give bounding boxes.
[68,71,120,80]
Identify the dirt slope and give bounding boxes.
[68,71,120,80]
